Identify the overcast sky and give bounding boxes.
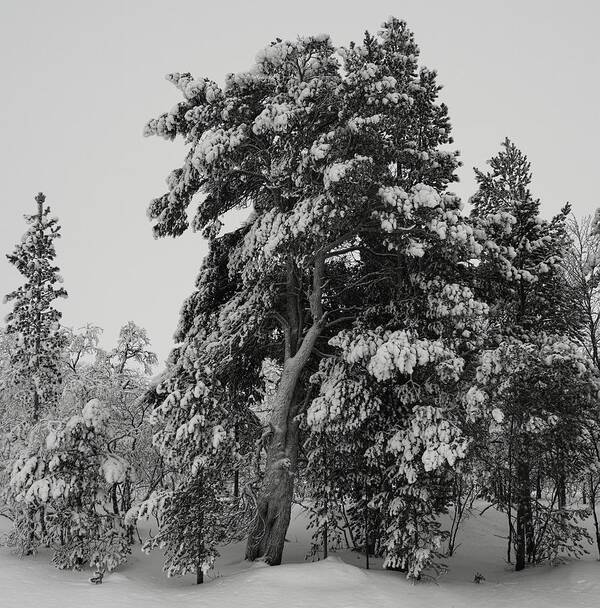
[1,0,598,365]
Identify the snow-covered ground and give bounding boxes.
[1,503,598,608]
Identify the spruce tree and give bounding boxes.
[470,139,571,338]
[138,235,260,582]
[5,192,67,422]
[470,140,580,570]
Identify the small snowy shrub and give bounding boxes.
[8,399,131,572]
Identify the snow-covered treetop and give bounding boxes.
[4,192,67,414]
[470,140,571,335]
[144,17,458,242]
[144,18,482,373]
[5,192,66,308]
[109,321,158,375]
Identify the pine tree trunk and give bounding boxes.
[526,509,535,563]
[364,501,370,570]
[233,421,240,498]
[506,418,515,564]
[32,391,40,424]
[589,475,600,560]
[515,458,530,571]
[196,493,205,584]
[234,469,239,499]
[322,445,329,559]
[111,484,119,515]
[245,255,325,566]
[245,370,300,565]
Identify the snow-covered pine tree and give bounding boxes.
[470,139,572,338]
[138,367,243,584]
[143,18,483,571]
[304,189,486,578]
[472,338,597,565]
[138,234,261,583]
[4,192,67,422]
[469,139,583,570]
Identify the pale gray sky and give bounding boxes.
[1,0,598,365]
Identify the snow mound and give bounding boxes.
[1,504,599,607]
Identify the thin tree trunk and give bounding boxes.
[196,488,205,584]
[111,484,119,515]
[120,474,136,544]
[32,392,40,424]
[506,417,515,564]
[589,474,600,560]
[515,458,530,571]
[364,501,370,570]
[233,422,240,498]
[557,471,567,509]
[322,443,329,559]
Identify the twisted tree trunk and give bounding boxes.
[245,337,316,564]
[245,395,299,565]
[245,255,325,565]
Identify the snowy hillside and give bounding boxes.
[1,503,598,608]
